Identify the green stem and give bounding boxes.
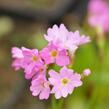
[51,95,57,109]
[96,26,105,61]
[51,96,64,109]
[58,98,64,109]
[86,86,98,109]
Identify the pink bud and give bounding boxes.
[83,69,91,76]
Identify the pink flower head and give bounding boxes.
[11,47,25,70]
[88,0,109,15]
[44,24,90,52]
[30,75,50,100]
[89,13,109,32]
[40,43,70,66]
[88,0,109,32]
[22,48,44,79]
[83,69,91,76]
[49,66,82,99]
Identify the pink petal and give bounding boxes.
[61,87,69,97]
[48,70,59,78]
[39,88,50,100]
[55,91,62,99]
[56,55,70,66]
[12,47,23,58]
[32,88,40,96]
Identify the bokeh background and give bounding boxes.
[0,0,109,109]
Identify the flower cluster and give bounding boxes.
[88,0,109,32]
[12,24,91,100]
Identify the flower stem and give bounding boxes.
[96,26,105,60]
[51,95,57,109]
[58,98,64,109]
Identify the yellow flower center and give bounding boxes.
[61,77,70,86]
[50,50,58,57]
[32,55,38,61]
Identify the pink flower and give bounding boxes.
[40,43,70,66]
[88,0,109,15]
[88,0,109,32]
[12,47,46,79]
[89,13,109,32]
[48,66,82,99]
[83,69,91,76]
[22,48,44,79]
[11,47,25,70]
[30,75,50,100]
[44,24,90,52]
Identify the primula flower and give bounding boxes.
[30,75,50,100]
[44,24,90,52]
[88,0,109,32]
[40,43,70,66]
[22,48,44,79]
[11,23,91,101]
[11,47,25,70]
[49,66,82,99]
[88,0,109,15]
[12,47,45,79]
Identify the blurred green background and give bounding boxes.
[0,0,109,109]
